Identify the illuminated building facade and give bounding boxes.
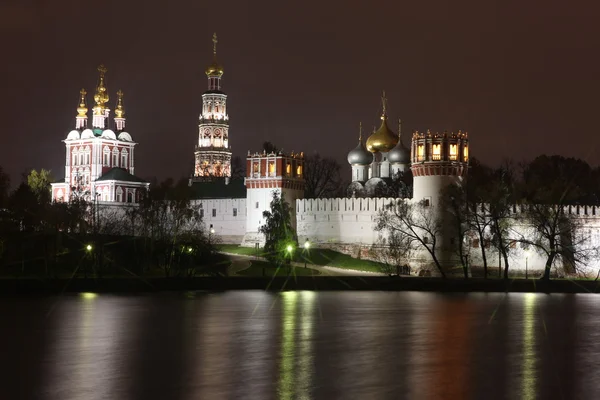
[50,65,149,204]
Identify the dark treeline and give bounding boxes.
[0,168,226,279]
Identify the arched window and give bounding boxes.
[449,144,458,161]
[417,144,425,161]
[127,191,133,203]
[463,145,469,162]
[116,187,123,202]
[432,144,441,160]
[85,146,91,164]
[296,165,302,176]
[121,150,128,169]
[72,151,78,166]
[113,149,119,167]
[103,147,110,166]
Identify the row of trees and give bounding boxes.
[375,155,600,280]
[0,168,224,278]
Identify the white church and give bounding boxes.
[51,35,600,277]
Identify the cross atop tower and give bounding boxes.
[212,33,218,55]
[381,90,388,118]
[98,64,107,77]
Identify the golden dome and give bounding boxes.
[114,90,125,118]
[93,65,109,110]
[77,88,88,117]
[366,115,398,153]
[205,33,224,77]
[205,57,224,77]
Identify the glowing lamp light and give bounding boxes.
[86,244,93,251]
[286,245,293,253]
[188,247,193,253]
[210,228,215,234]
[81,292,97,300]
[304,241,310,249]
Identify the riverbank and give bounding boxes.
[1,276,600,295]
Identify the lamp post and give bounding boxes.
[303,239,310,268]
[525,250,529,280]
[286,244,293,275]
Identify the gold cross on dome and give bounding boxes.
[212,33,218,55]
[381,90,388,115]
[97,64,107,76]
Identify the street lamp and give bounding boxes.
[86,244,93,252]
[303,239,310,268]
[286,244,294,275]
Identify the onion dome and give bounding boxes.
[366,92,398,153]
[76,88,88,117]
[205,33,224,77]
[347,123,374,165]
[93,65,109,115]
[388,119,410,164]
[114,90,125,118]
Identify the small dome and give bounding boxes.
[388,138,410,164]
[81,129,94,139]
[66,130,80,140]
[347,141,373,165]
[366,116,398,153]
[205,58,224,77]
[118,132,132,142]
[101,129,116,140]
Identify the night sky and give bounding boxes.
[2,0,600,185]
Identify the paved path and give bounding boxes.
[221,252,385,277]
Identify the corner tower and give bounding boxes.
[193,33,232,179]
[241,150,305,247]
[411,130,469,206]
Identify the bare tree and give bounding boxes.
[440,184,471,278]
[303,153,342,198]
[370,230,413,275]
[230,156,246,180]
[376,199,446,278]
[516,204,598,279]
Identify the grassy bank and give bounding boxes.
[237,260,320,277]
[217,245,385,273]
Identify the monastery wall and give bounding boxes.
[192,199,247,243]
[296,198,600,277]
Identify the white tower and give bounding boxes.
[194,33,232,179]
[411,129,469,270]
[241,150,305,247]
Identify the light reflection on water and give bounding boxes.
[0,291,597,399]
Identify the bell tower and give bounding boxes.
[193,33,232,179]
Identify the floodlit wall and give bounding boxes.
[192,199,247,243]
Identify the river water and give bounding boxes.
[1,291,598,399]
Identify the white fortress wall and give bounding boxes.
[192,198,247,243]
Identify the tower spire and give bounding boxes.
[213,32,218,56]
[398,118,402,140]
[359,122,363,143]
[205,33,224,90]
[76,88,88,129]
[114,90,126,131]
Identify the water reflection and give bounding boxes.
[2,291,600,399]
[522,293,537,400]
[278,291,315,399]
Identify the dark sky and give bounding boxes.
[2,0,600,185]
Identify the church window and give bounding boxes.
[79,153,84,165]
[255,202,259,209]
[432,144,441,160]
[268,162,275,176]
[122,150,128,169]
[103,148,110,166]
[463,145,469,162]
[233,208,237,217]
[72,152,78,166]
[296,165,302,176]
[286,163,291,175]
[417,145,425,161]
[423,198,431,207]
[116,187,123,202]
[212,209,216,217]
[113,150,119,167]
[449,144,458,160]
[127,191,133,203]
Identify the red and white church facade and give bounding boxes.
[51,65,149,204]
